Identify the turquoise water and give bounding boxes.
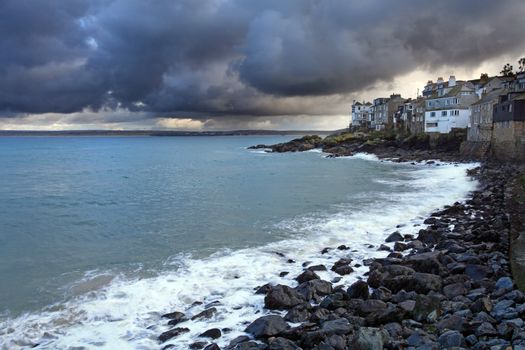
[0,136,477,349]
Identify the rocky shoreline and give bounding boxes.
[248,132,466,163]
[157,142,525,349]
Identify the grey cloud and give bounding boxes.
[0,0,524,122]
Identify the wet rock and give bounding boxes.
[200,328,222,339]
[413,295,441,323]
[443,282,467,299]
[347,280,369,300]
[245,315,289,338]
[393,242,408,251]
[192,307,217,321]
[158,327,190,342]
[436,314,465,332]
[437,330,466,348]
[321,318,351,336]
[383,272,442,294]
[332,265,354,276]
[349,327,389,350]
[495,277,514,291]
[465,264,492,281]
[189,342,207,349]
[204,344,220,350]
[337,245,350,250]
[284,304,311,323]
[255,283,273,295]
[296,270,320,284]
[296,280,333,301]
[370,287,392,302]
[264,285,305,310]
[475,322,498,337]
[385,231,404,243]
[267,337,300,350]
[227,336,251,348]
[378,244,391,252]
[308,264,328,272]
[279,271,289,277]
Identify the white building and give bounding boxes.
[351,101,372,128]
[424,77,478,134]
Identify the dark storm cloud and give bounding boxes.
[1,0,524,119]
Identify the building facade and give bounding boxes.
[468,89,503,142]
[351,101,372,129]
[424,77,478,134]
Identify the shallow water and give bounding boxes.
[0,136,478,349]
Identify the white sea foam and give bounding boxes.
[0,159,479,350]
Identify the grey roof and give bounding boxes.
[471,88,506,106]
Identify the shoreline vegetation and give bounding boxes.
[154,133,525,349]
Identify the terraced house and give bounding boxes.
[424,76,478,133]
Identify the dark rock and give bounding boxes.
[192,307,217,321]
[200,328,221,339]
[436,314,465,332]
[349,327,389,350]
[413,294,441,323]
[465,264,492,281]
[393,242,408,251]
[378,244,391,252]
[255,283,273,295]
[385,231,404,242]
[347,280,369,300]
[475,322,498,337]
[267,337,300,350]
[227,335,251,348]
[332,265,354,276]
[279,271,289,277]
[370,286,392,302]
[189,342,207,349]
[383,272,442,294]
[495,276,514,291]
[296,280,333,301]
[264,285,304,310]
[443,282,467,299]
[161,311,185,321]
[296,270,319,284]
[245,315,289,338]
[321,318,351,336]
[204,344,220,350]
[308,264,327,271]
[437,330,466,348]
[284,304,311,323]
[158,327,190,342]
[337,245,350,250]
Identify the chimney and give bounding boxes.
[437,77,444,84]
[448,75,456,87]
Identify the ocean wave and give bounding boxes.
[0,162,478,350]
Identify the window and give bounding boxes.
[426,123,438,128]
[430,112,436,117]
[441,111,447,116]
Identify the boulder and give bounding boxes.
[264,285,305,310]
[321,318,351,336]
[199,328,221,339]
[349,327,389,350]
[191,307,217,321]
[159,327,190,342]
[296,280,333,301]
[347,280,369,300]
[268,337,300,350]
[385,231,404,242]
[245,315,289,338]
[437,330,466,348]
[295,270,320,284]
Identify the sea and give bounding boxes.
[0,135,478,349]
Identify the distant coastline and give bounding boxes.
[0,129,335,137]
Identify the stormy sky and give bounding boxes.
[1,0,525,130]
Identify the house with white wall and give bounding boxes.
[424,77,478,133]
[351,101,372,129]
